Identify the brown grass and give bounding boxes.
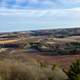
[0,59,68,80]
[0,40,18,44]
[0,48,79,70]
[0,60,36,80]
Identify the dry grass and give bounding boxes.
[0,59,35,80]
[0,59,68,80]
[0,48,80,70]
[0,40,18,44]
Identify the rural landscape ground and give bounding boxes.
[0,27,80,80]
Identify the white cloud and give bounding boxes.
[29,0,39,3]
[16,0,27,4]
[28,0,53,3]
[66,0,80,3]
[0,0,60,9]
[0,7,80,18]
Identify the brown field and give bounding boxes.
[0,28,80,71]
[23,52,80,70]
[0,39,18,44]
[0,48,80,70]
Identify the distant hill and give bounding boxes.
[30,28,80,38]
[0,27,80,56]
[0,27,80,38]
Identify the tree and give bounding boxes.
[68,60,80,80]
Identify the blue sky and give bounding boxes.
[0,0,80,32]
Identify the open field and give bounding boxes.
[0,39,18,44]
[0,48,79,70]
[0,28,80,80]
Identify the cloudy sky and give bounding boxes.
[0,0,80,32]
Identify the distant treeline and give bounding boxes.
[29,42,80,55]
[30,28,80,38]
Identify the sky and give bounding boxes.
[0,0,80,32]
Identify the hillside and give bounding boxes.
[30,28,80,37]
[0,27,80,72]
[0,28,80,55]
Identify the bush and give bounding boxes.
[67,60,80,80]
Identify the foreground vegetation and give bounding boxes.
[0,59,79,80]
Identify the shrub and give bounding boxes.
[67,60,80,80]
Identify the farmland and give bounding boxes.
[0,28,80,80]
[0,28,80,68]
